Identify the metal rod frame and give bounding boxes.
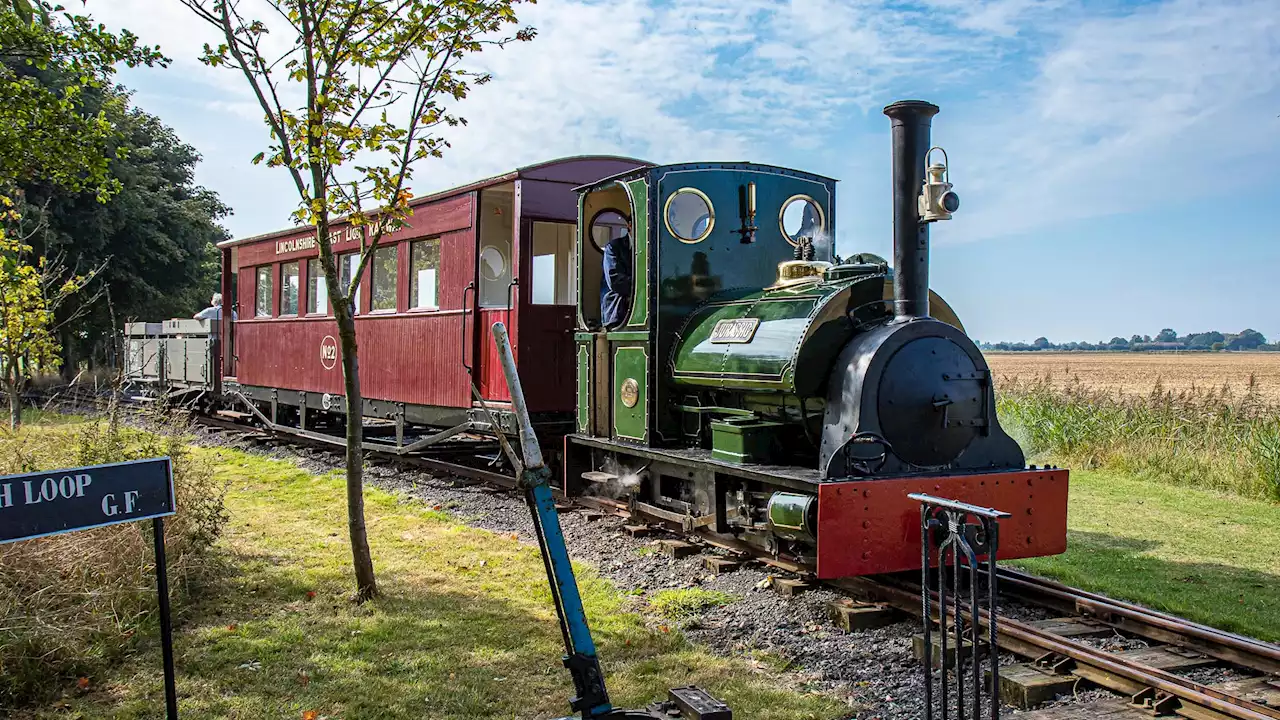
[911,493,1009,720]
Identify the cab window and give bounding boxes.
[577,182,634,329]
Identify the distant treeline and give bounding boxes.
[979,328,1276,352]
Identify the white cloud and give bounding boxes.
[90,0,1280,244]
[944,0,1280,243]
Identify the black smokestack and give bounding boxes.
[884,100,939,320]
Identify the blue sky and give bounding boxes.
[92,0,1280,344]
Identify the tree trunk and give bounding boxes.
[333,298,377,601]
[7,382,20,430]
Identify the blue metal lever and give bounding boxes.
[491,322,613,718]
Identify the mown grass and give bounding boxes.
[998,373,1280,500]
[18,407,86,426]
[21,449,846,720]
[1012,467,1280,642]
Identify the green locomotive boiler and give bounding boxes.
[563,100,1068,578]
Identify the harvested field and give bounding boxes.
[987,351,1280,401]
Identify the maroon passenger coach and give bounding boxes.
[212,156,651,443]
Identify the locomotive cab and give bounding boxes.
[571,162,843,449]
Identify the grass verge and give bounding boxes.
[22,448,846,720]
[1011,467,1280,642]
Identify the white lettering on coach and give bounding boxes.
[275,219,398,255]
[320,335,338,370]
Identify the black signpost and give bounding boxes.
[0,457,179,719]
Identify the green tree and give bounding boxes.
[1155,328,1178,343]
[0,199,98,427]
[1,0,45,24]
[1228,329,1266,351]
[180,0,536,600]
[19,95,230,372]
[1,5,165,197]
[0,2,164,422]
[1188,331,1225,350]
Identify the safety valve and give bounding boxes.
[918,147,959,222]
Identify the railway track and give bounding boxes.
[35,390,1280,720]
[835,572,1280,720]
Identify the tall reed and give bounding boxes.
[997,372,1280,501]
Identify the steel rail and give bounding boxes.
[997,567,1280,676]
[193,413,519,488]
[834,577,1280,720]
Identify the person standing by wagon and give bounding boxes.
[193,293,236,377]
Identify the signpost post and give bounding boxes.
[0,457,179,719]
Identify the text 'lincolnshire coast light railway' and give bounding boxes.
[124,101,1069,579]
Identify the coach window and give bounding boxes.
[254,266,272,317]
[531,222,575,305]
[280,261,300,316]
[410,238,440,309]
[478,185,514,308]
[371,244,398,312]
[307,258,328,314]
[338,252,361,314]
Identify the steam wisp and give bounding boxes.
[586,456,646,500]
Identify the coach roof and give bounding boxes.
[216,154,653,250]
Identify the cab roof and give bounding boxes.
[573,161,838,195]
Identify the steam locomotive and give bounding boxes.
[125,100,1068,578]
[564,100,1066,577]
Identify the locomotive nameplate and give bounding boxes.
[709,318,760,344]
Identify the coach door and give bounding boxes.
[474,184,517,403]
[518,218,577,413]
[220,245,238,383]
